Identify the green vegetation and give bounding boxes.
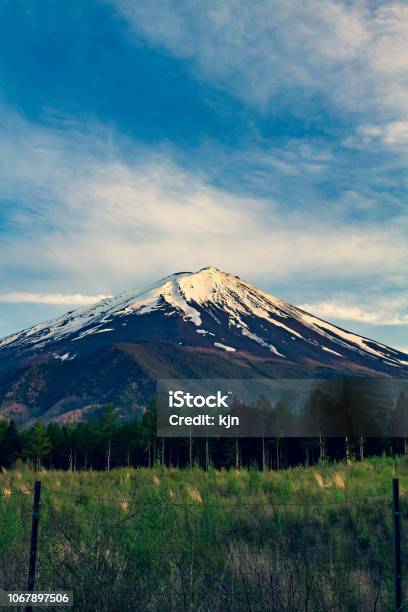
[1,456,407,611]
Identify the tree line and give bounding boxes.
[1,384,408,471]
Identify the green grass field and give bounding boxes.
[1,457,407,611]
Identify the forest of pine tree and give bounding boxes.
[1,389,408,471]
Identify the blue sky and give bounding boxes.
[0,0,407,351]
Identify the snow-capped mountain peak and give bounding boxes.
[0,267,407,375]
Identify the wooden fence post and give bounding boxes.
[393,478,402,612]
[26,480,41,612]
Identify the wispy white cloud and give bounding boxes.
[112,0,408,123]
[357,121,408,147]
[299,298,408,326]
[0,293,109,305]
[0,104,406,299]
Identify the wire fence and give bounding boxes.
[0,480,405,611]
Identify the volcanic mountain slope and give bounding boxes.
[0,267,407,424]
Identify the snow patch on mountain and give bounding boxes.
[196,329,214,336]
[241,327,285,357]
[162,278,202,326]
[321,346,343,357]
[299,314,389,360]
[214,342,236,352]
[73,327,115,341]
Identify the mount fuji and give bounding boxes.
[1,267,407,424]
